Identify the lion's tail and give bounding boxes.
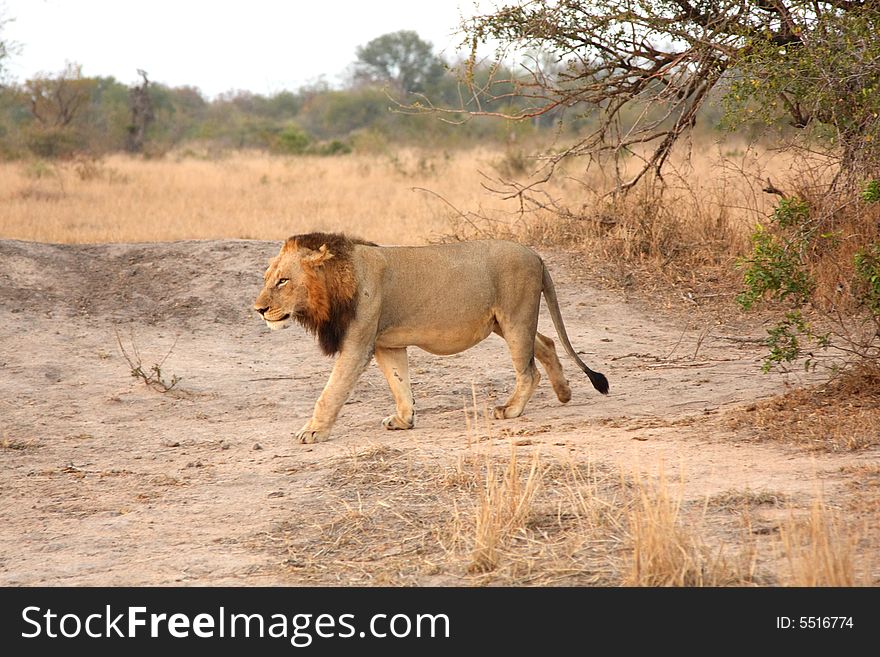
[541,263,609,395]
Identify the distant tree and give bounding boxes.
[354,30,445,94]
[22,63,96,156]
[79,76,132,152]
[144,84,207,146]
[24,63,94,128]
[263,91,302,119]
[126,69,154,153]
[298,87,389,139]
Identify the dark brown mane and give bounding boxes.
[285,232,376,356]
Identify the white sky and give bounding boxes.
[1,0,490,97]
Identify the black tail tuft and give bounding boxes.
[586,369,609,395]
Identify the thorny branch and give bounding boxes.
[398,2,873,196]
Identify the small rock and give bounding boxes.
[253,443,263,451]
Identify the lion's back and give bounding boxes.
[361,240,544,345]
[369,240,540,302]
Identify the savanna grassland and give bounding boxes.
[1,145,878,586]
[0,150,483,244]
[0,145,789,246]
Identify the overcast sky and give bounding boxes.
[1,0,490,97]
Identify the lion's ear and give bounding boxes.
[301,244,335,267]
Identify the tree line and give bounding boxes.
[0,30,587,159]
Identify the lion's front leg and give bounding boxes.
[297,347,372,443]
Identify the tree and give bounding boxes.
[126,69,154,153]
[21,63,96,156]
[298,87,389,139]
[724,6,880,183]
[354,30,446,94]
[447,1,880,189]
[24,62,94,128]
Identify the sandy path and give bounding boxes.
[0,239,874,585]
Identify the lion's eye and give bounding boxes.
[276,278,289,288]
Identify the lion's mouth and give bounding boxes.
[264,313,292,330]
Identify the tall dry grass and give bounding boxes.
[1,142,794,255]
[261,428,872,586]
[469,446,543,573]
[0,149,519,245]
[778,496,862,586]
[624,469,754,586]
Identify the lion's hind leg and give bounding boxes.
[492,324,541,420]
[374,346,415,430]
[534,332,572,403]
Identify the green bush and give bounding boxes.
[739,194,880,371]
[272,125,310,154]
[736,223,814,311]
[762,311,829,373]
[737,200,826,371]
[25,127,82,158]
[770,197,810,229]
[854,243,880,316]
[862,180,880,204]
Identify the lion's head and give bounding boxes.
[254,233,373,355]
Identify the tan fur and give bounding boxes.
[254,233,608,444]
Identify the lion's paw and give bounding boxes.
[553,382,572,404]
[295,425,331,444]
[492,405,523,420]
[382,414,414,430]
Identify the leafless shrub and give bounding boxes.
[115,329,182,393]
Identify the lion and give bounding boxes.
[254,232,608,443]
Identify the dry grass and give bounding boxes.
[279,439,878,586]
[0,436,38,450]
[840,464,880,539]
[1,142,787,261]
[727,363,880,452]
[707,488,788,510]
[778,497,863,586]
[0,149,521,245]
[247,382,878,587]
[624,469,754,586]
[469,446,543,573]
[270,444,591,584]
[265,440,811,586]
[767,165,880,312]
[272,444,624,586]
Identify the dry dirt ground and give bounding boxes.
[0,239,877,585]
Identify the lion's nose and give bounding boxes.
[255,306,268,317]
